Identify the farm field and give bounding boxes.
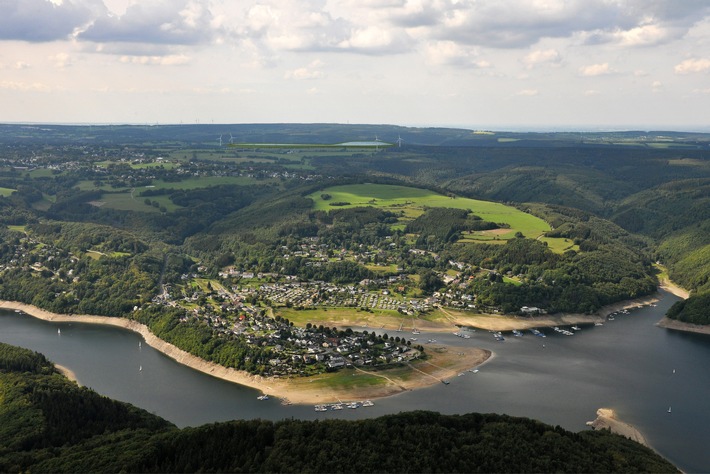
[0,187,14,197]
[308,183,560,244]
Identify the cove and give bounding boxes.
[1,290,708,473]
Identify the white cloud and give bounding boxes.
[80,0,218,46]
[50,52,73,68]
[285,60,325,79]
[522,49,561,68]
[674,58,710,74]
[579,63,612,76]
[424,41,490,69]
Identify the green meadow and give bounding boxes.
[308,183,554,242]
[0,187,15,197]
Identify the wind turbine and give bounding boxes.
[396,135,404,148]
[229,133,234,145]
[218,134,223,147]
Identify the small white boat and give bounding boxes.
[315,405,327,412]
[571,326,581,331]
[361,400,374,407]
[57,328,61,335]
[139,365,142,371]
[667,406,672,413]
[257,394,269,401]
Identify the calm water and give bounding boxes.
[1,290,708,472]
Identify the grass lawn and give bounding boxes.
[7,225,26,233]
[309,183,554,238]
[0,187,14,197]
[539,236,579,253]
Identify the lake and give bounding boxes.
[1,290,708,472]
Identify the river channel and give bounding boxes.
[1,290,708,472]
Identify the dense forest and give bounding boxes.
[0,343,678,473]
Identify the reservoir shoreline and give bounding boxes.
[0,281,694,403]
[0,299,489,404]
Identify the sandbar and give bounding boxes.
[586,408,649,447]
[0,299,490,405]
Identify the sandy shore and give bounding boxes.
[658,278,690,300]
[656,317,710,335]
[0,299,490,404]
[435,293,663,332]
[55,364,80,386]
[586,408,649,447]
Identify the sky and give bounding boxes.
[1,0,710,131]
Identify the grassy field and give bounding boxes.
[308,183,554,242]
[0,187,14,197]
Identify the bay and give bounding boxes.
[1,290,708,472]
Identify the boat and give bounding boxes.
[314,405,327,412]
[457,372,465,377]
[493,332,505,341]
[469,369,479,374]
[139,341,142,348]
[361,400,374,407]
[594,322,603,326]
[441,380,450,385]
[139,365,142,371]
[412,330,420,335]
[512,330,523,337]
[57,328,61,335]
[347,402,360,409]
[331,403,343,410]
[410,337,417,341]
[530,329,546,338]
[608,315,615,321]
[14,309,20,313]
[257,394,269,401]
[668,406,672,413]
[571,326,581,331]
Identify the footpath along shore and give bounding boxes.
[0,299,489,404]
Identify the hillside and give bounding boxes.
[0,343,678,473]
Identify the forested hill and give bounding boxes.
[0,343,678,473]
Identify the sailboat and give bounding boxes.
[57,328,61,335]
[139,365,143,372]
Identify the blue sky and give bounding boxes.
[1,0,709,130]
